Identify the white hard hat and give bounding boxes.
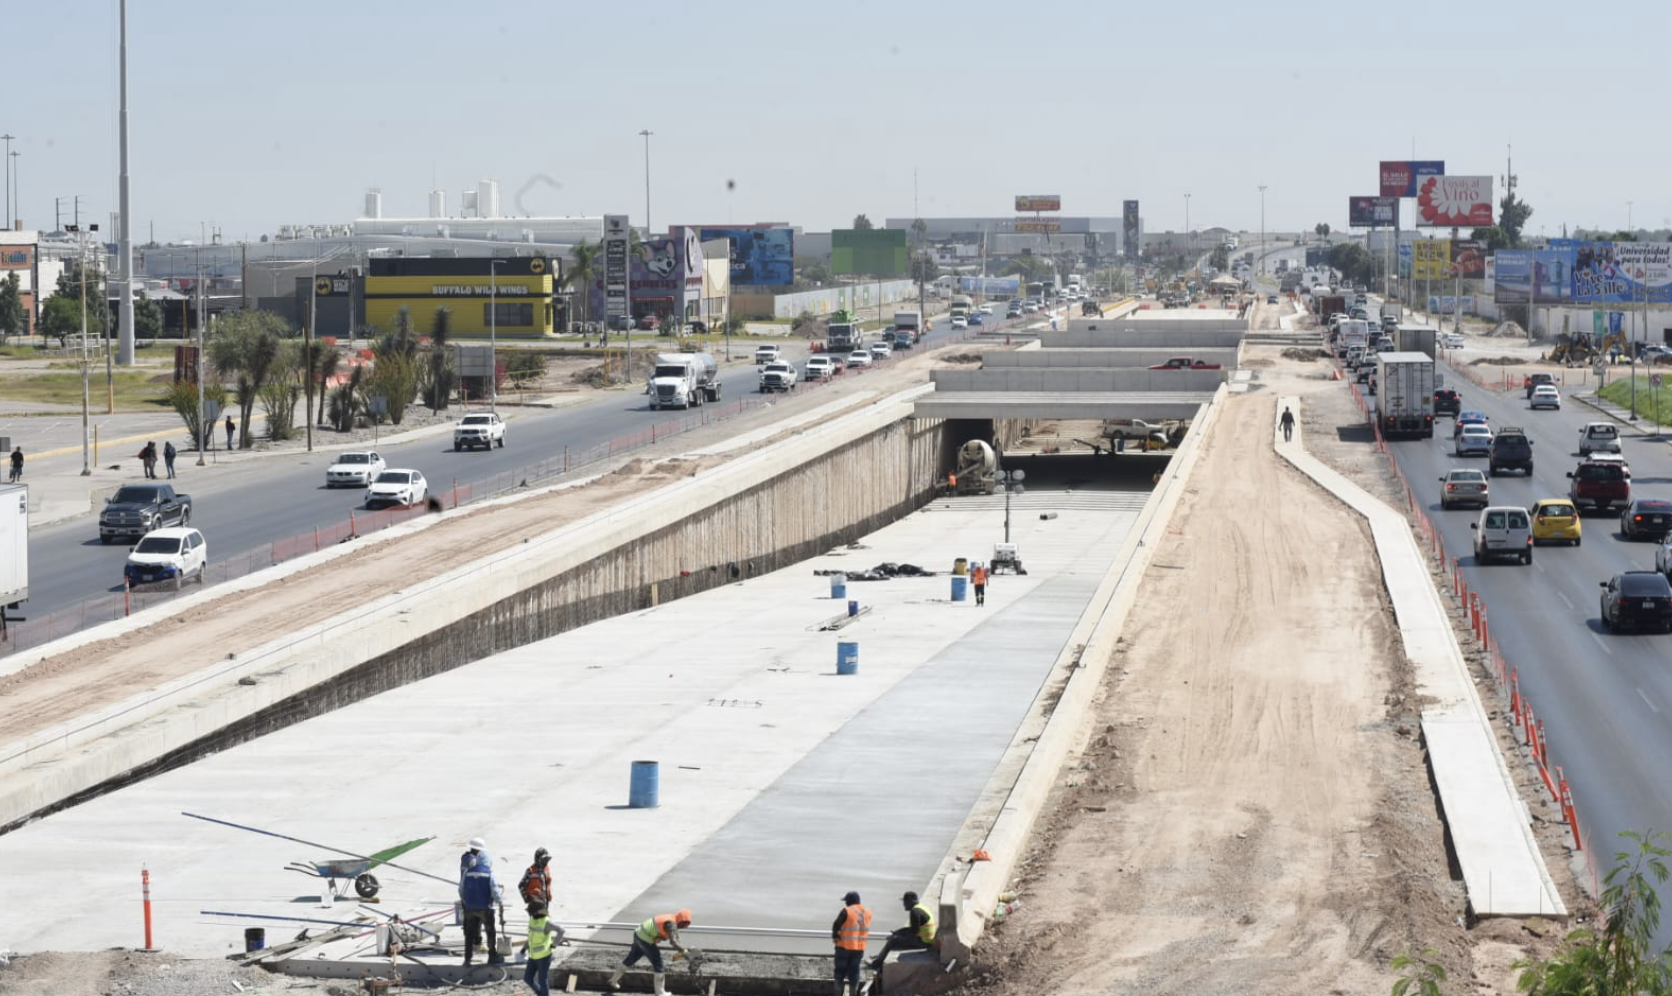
[469,837,486,850]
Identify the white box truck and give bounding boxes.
[1374,351,1436,439]
[0,482,27,610]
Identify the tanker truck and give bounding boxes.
[954,439,998,495]
[648,352,722,410]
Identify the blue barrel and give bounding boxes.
[836,641,859,675]
[244,927,265,952]
[830,574,847,599]
[629,760,660,808]
[951,575,969,601]
[847,599,859,617]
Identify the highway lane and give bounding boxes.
[1385,373,1672,921]
[19,304,1048,625]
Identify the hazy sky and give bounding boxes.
[4,0,1665,244]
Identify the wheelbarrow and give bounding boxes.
[286,857,384,899]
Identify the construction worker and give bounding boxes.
[607,909,693,996]
[522,900,564,996]
[970,562,988,606]
[519,847,553,906]
[1280,406,1295,442]
[458,837,505,966]
[832,891,872,996]
[867,892,935,972]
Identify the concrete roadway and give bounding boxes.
[1387,377,1672,935]
[15,304,1048,625]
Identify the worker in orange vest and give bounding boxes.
[970,562,988,606]
[607,909,692,996]
[832,891,872,996]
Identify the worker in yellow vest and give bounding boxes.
[521,901,564,996]
[607,909,692,996]
[868,891,936,972]
[832,890,872,996]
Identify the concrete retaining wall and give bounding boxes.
[0,389,949,830]
[930,368,1229,391]
[981,347,1239,368]
[1070,317,1246,333]
[1046,326,1245,348]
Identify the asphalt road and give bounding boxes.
[19,302,1054,624]
[1387,374,1672,930]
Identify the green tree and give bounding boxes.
[504,350,546,392]
[1315,223,1331,240]
[0,272,23,338]
[1470,226,1512,251]
[257,339,304,440]
[134,293,164,339]
[794,257,831,288]
[326,365,365,432]
[165,378,228,451]
[1514,829,1672,996]
[910,252,940,285]
[851,214,874,231]
[1499,189,1533,246]
[423,307,456,412]
[1209,246,1230,272]
[367,323,420,423]
[1389,948,1451,996]
[40,266,108,346]
[209,308,291,448]
[37,295,85,346]
[565,239,599,330]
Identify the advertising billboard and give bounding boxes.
[1428,295,1475,313]
[603,214,631,329]
[1494,250,1531,303]
[1380,161,1445,198]
[831,229,908,277]
[1450,239,1486,279]
[1014,195,1062,212]
[1572,240,1672,304]
[1015,219,1063,233]
[1412,239,1452,280]
[696,226,794,286]
[1348,196,1398,227]
[1123,200,1140,260]
[1416,175,1494,227]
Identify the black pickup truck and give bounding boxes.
[99,483,192,544]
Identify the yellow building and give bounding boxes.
[364,257,557,338]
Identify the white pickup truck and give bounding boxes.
[754,345,781,366]
[759,361,799,393]
[453,412,506,451]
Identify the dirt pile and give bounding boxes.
[1488,321,1528,338]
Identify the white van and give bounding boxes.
[1472,506,1533,564]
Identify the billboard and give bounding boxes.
[1428,295,1475,313]
[1348,196,1398,227]
[1380,160,1445,198]
[1416,175,1494,227]
[1014,195,1061,212]
[1493,250,1530,303]
[1450,239,1486,279]
[1123,200,1140,260]
[696,226,794,286]
[1572,240,1672,304]
[1015,219,1063,233]
[831,228,908,277]
[603,214,631,329]
[1412,239,1452,280]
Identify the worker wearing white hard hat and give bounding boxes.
[459,836,504,966]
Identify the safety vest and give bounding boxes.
[836,904,872,951]
[636,914,675,944]
[913,903,936,944]
[528,915,555,960]
[972,567,987,585]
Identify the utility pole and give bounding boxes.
[638,129,653,236]
[67,224,98,475]
[196,253,207,465]
[0,134,13,229]
[489,259,503,414]
[1257,185,1267,275]
[117,0,136,366]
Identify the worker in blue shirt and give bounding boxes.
[459,837,505,966]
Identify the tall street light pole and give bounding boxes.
[638,129,654,237]
[1258,185,1267,275]
[1,134,13,229]
[489,259,503,414]
[7,151,17,230]
[1183,193,1192,265]
[67,224,98,475]
[116,0,136,367]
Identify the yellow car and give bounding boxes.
[1530,498,1582,546]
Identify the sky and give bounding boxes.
[4,0,1668,245]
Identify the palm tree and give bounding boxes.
[566,239,600,331]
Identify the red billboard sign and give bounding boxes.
[1014,195,1061,212]
[1416,175,1494,228]
[1379,160,1445,198]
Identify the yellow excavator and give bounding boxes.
[1550,333,1595,364]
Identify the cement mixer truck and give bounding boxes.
[954,440,998,495]
[648,352,722,410]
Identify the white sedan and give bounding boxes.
[950,315,969,330]
[978,304,993,315]
[846,350,874,369]
[325,450,386,488]
[1455,424,1494,457]
[1530,384,1561,409]
[366,469,429,509]
[868,341,892,360]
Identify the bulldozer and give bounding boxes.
[1550,332,1594,365]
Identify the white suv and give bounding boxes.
[1579,422,1622,455]
[124,526,208,586]
[1472,506,1533,565]
[453,412,506,451]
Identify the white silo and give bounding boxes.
[462,190,479,219]
[478,179,500,219]
[429,189,446,219]
[364,188,383,219]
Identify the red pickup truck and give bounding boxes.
[1149,357,1223,371]
[1568,459,1630,514]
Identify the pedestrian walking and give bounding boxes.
[140,442,158,479]
[521,900,564,996]
[518,847,553,906]
[163,441,177,478]
[1279,406,1296,442]
[458,837,505,966]
[7,446,20,483]
[224,414,236,451]
[832,891,872,996]
[971,562,988,606]
[607,909,692,996]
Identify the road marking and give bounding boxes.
[1589,631,1614,656]
[1533,557,1546,574]
[1556,589,1573,609]
[1640,687,1661,714]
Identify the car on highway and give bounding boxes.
[636,314,661,332]
[1599,571,1672,633]
[1266,294,1279,304]
[950,315,969,330]
[1620,498,1672,541]
[804,355,834,381]
[1579,422,1622,455]
[123,526,207,587]
[828,353,847,374]
[366,469,428,509]
[968,312,984,326]
[1441,332,1465,349]
[1433,388,1462,417]
[978,304,993,315]
[1006,303,1024,318]
[453,412,506,451]
[1568,459,1630,514]
[1530,385,1562,410]
[1454,411,1489,438]
[1584,452,1631,478]
[846,350,873,369]
[1488,427,1533,477]
[1529,499,1582,546]
[759,361,799,392]
[1455,424,1494,457]
[1439,468,1490,509]
[868,340,892,360]
[1471,506,1533,565]
[754,344,781,366]
[325,451,386,488]
[1023,301,1039,313]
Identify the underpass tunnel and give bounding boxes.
[943,417,1182,493]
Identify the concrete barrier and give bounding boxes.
[980,347,1240,369]
[1046,326,1245,349]
[929,367,1229,391]
[934,383,1231,957]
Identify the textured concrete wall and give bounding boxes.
[1046,326,1245,348]
[981,348,1239,368]
[929,368,1229,391]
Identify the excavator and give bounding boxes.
[1552,330,1627,365]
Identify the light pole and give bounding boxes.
[638,129,654,236]
[1257,185,1267,275]
[997,467,1025,543]
[1,134,13,229]
[66,223,98,476]
[489,259,503,413]
[1627,201,1633,235]
[196,253,207,466]
[7,150,17,230]
[1184,193,1191,258]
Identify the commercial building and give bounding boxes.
[364,256,559,339]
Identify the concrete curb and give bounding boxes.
[936,382,1232,956]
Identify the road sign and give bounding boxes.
[1653,374,1664,389]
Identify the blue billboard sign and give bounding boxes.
[697,226,795,286]
[1493,250,1532,304]
[1571,240,1672,304]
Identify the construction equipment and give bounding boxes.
[990,543,1025,575]
[184,812,442,901]
[954,440,998,495]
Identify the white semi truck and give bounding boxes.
[1374,351,1437,439]
[0,483,27,641]
[648,352,722,410]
